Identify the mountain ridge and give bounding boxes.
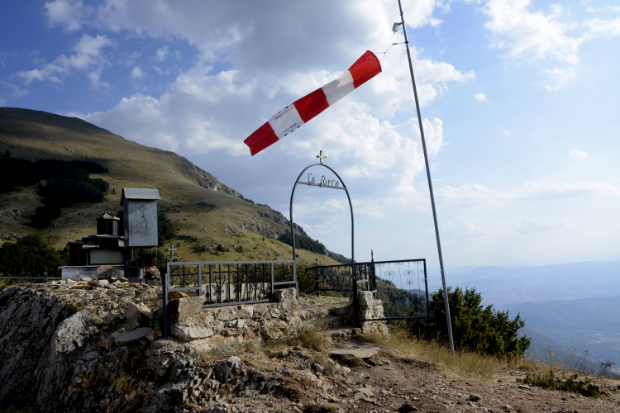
[0,107,338,266]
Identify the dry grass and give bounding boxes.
[265,323,327,353]
[0,278,18,291]
[0,278,39,292]
[361,327,521,381]
[195,341,258,364]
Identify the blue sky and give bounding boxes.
[1,0,619,272]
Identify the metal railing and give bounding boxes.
[315,258,429,320]
[0,272,61,282]
[166,260,298,308]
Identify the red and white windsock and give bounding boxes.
[244,50,382,156]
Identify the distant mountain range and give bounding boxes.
[435,261,620,306]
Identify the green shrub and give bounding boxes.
[157,213,177,244]
[338,354,364,367]
[0,234,66,277]
[295,260,317,295]
[278,229,327,255]
[407,287,531,358]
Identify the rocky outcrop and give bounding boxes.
[0,286,292,412]
[0,283,387,412]
[0,286,98,410]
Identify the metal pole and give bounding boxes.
[162,269,169,339]
[316,258,320,297]
[397,0,455,356]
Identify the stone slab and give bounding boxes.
[111,327,153,345]
[329,344,382,359]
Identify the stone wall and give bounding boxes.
[167,288,388,349]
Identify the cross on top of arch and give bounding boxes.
[316,150,327,164]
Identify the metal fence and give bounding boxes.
[166,260,298,308]
[162,260,297,339]
[373,259,429,320]
[0,272,61,282]
[315,258,429,320]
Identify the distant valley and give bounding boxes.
[427,262,620,373]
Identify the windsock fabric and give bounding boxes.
[244,51,382,155]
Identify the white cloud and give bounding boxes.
[586,6,620,13]
[47,0,475,225]
[54,1,469,190]
[568,149,588,159]
[45,0,93,31]
[543,67,576,91]
[436,184,515,207]
[522,182,620,200]
[474,93,488,101]
[582,17,620,42]
[482,0,620,90]
[16,34,112,86]
[502,130,511,137]
[517,219,576,234]
[131,66,145,79]
[436,181,620,207]
[444,218,489,237]
[483,0,582,64]
[156,46,169,62]
[0,81,28,97]
[421,117,444,156]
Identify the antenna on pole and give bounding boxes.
[395,0,456,356]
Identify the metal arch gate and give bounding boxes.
[288,156,363,326]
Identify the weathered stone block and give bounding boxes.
[238,305,253,318]
[217,307,236,321]
[171,318,214,342]
[274,288,292,303]
[111,327,153,345]
[373,306,383,318]
[254,304,268,317]
[358,291,374,308]
[361,308,374,321]
[138,303,154,319]
[124,302,141,328]
[168,297,204,322]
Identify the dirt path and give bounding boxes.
[326,353,620,413]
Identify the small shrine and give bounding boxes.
[68,212,125,266]
[60,188,160,280]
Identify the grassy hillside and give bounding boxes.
[0,107,340,267]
